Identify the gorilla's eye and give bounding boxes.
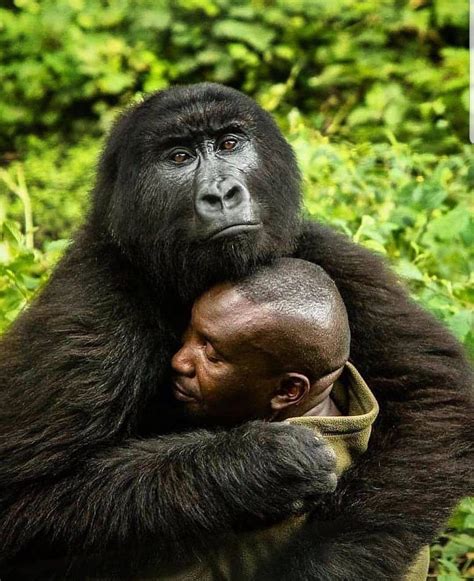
[169,151,191,164]
[219,138,238,152]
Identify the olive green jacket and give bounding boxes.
[149,363,429,581]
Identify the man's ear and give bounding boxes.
[270,373,311,413]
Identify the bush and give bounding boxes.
[0,0,469,153]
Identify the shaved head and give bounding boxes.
[234,258,350,379]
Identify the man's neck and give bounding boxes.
[275,383,342,420]
[302,395,341,417]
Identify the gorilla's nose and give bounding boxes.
[194,178,261,239]
[195,179,250,218]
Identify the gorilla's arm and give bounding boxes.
[264,220,474,581]
[0,238,336,571]
[2,427,333,566]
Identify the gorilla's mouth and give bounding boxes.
[209,222,262,240]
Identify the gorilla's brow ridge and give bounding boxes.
[152,120,250,148]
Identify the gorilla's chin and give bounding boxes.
[155,226,296,304]
[181,236,272,303]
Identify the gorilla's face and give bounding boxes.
[144,117,262,243]
[93,83,302,301]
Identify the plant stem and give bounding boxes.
[0,166,34,249]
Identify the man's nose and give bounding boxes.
[171,347,195,377]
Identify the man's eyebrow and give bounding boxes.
[200,329,221,345]
[199,330,229,358]
[199,325,230,348]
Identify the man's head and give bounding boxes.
[171,258,350,427]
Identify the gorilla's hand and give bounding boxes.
[219,421,337,530]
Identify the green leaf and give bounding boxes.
[426,207,471,241]
[213,20,275,52]
[395,260,424,282]
[463,514,474,529]
[445,310,473,342]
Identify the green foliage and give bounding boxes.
[0,134,99,241]
[0,0,469,153]
[0,167,70,329]
[0,218,68,329]
[430,498,474,579]
[0,1,472,578]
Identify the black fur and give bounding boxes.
[0,83,472,580]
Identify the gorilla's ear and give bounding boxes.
[270,373,310,412]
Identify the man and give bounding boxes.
[156,259,428,580]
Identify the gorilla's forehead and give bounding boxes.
[138,83,259,142]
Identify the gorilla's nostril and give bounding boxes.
[202,195,220,207]
[225,186,240,201]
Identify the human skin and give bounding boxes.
[171,282,347,427]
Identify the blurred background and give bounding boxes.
[0,1,472,577]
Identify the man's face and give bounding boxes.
[170,284,282,426]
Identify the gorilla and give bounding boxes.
[0,83,472,580]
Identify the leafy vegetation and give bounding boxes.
[0,0,472,578]
[0,0,470,153]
